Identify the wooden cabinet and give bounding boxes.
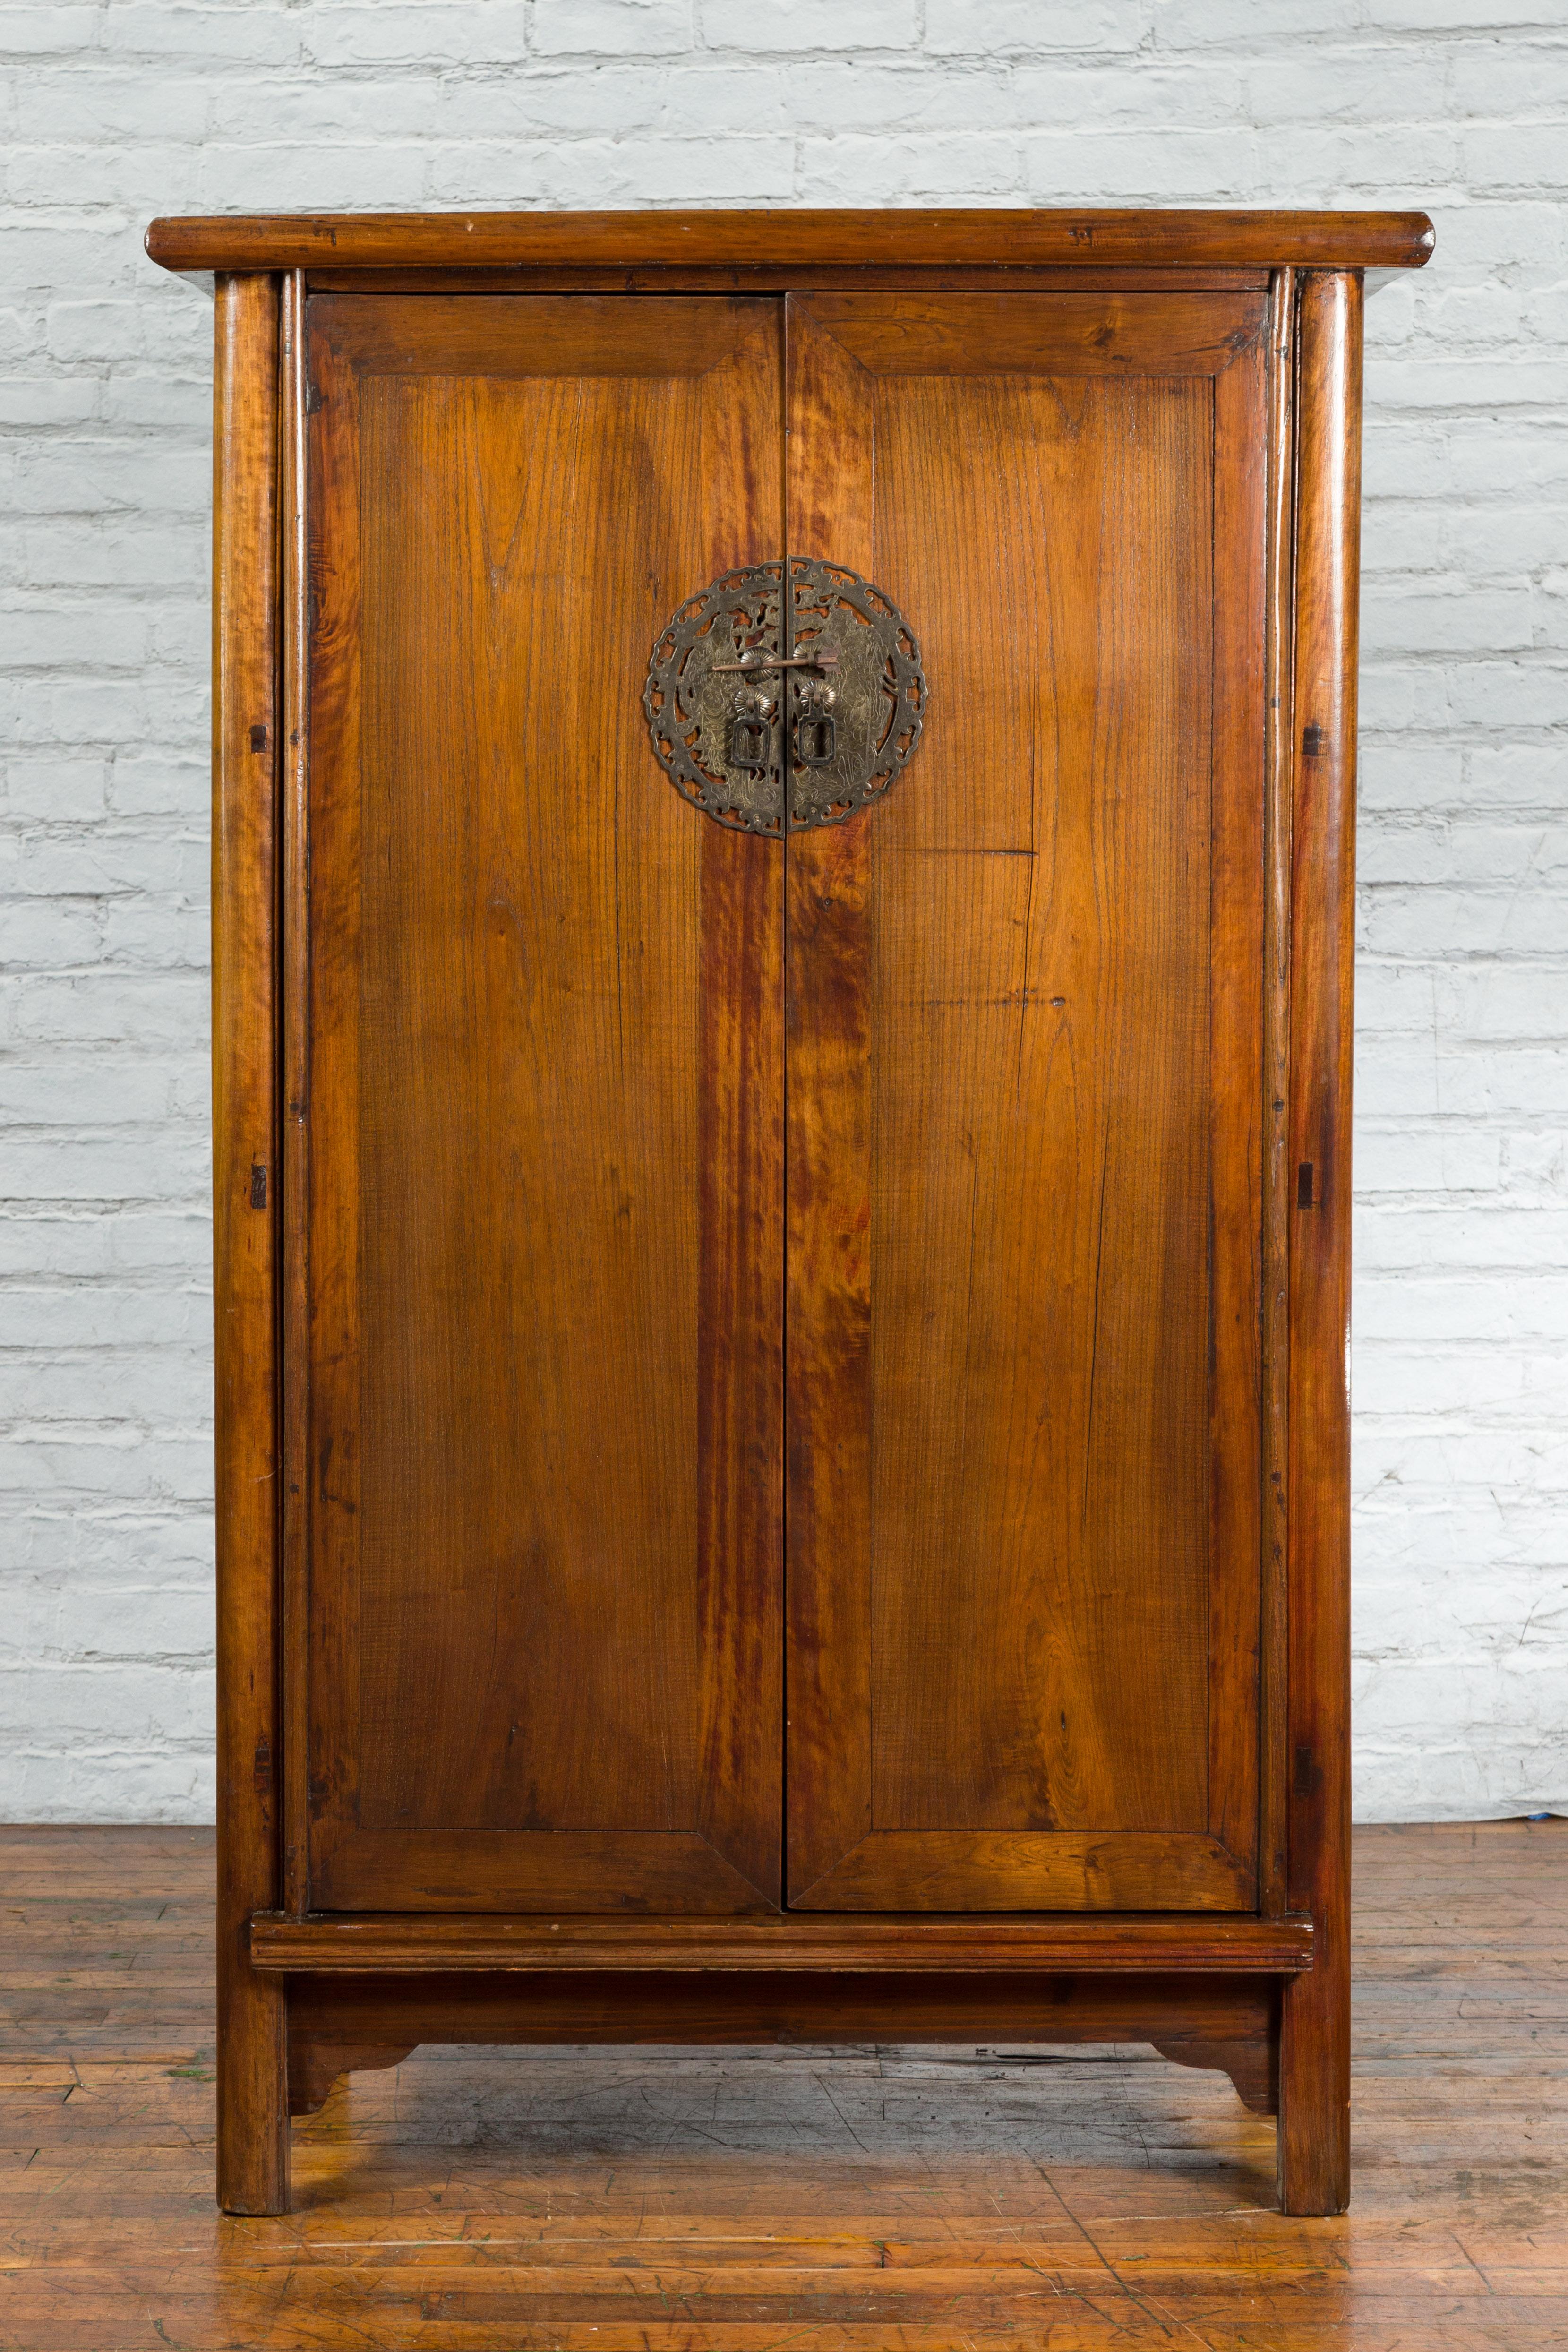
[149,206,1433,2218]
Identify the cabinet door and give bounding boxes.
[300,296,785,1912]
[784,292,1268,1910]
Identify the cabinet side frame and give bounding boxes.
[212,270,290,2215]
[1259,266,1297,1920]
[1278,267,1362,2217]
[278,268,312,1922]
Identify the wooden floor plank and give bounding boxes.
[0,1820,1561,2347]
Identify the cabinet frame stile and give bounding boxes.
[212,270,286,2216]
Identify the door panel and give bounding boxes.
[784,293,1268,1910]
[302,296,785,1912]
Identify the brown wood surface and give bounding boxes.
[307,266,1279,296]
[784,291,1267,1914]
[210,271,287,2219]
[145,206,1437,276]
[2,1820,1561,2343]
[1260,263,1299,1920]
[1278,269,1362,2219]
[299,294,785,1914]
[248,1911,1314,1975]
[285,1972,1277,2094]
[277,269,310,1926]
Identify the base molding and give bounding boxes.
[252,1908,1313,1975]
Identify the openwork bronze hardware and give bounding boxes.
[643,557,926,833]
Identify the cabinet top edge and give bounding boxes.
[146,206,1435,278]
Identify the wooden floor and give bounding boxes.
[0,1821,1562,2348]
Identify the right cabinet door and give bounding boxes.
[784,291,1269,1911]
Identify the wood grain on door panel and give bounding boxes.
[302,296,784,1913]
[785,293,1267,1911]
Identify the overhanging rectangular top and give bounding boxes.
[146,207,1434,279]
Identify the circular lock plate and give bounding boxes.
[643,557,927,833]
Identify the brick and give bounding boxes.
[0,376,97,427]
[4,757,107,818]
[1359,500,1446,573]
[98,374,209,433]
[0,1054,183,1124]
[0,1349,211,1421]
[0,1659,212,1741]
[1464,744,1568,809]
[1353,1124,1504,1194]
[1366,357,1568,410]
[1356,738,1466,812]
[1441,504,1568,574]
[1354,1428,1568,1493]
[0,827,203,898]
[798,133,1022,201]
[686,62,998,137]
[1243,43,1450,126]
[205,76,442,142]
[107,755,206,817]
[1366,0,1568,29]
[0,1133,210,1201]
[106,1210,209,1272]
[1355,1205,1568,1273]
[429,67,667,139]
[1151,0,1362,47]
[304,2,530,67]
[1360,581,1535,657]
[1431,201,1568,281]
[1349,1339,1549,1416]
[58,1509,214,1577]
[9,141,202,213]
[9,971,209,1044]
[1443,962,1568,1041]
[195,142,432,212]
[100,899,209,967]
[0,1212,115,1278]
[537,0,694,58]
[1023,127,1261,201]
[1355,1275,1568,1343]
[1361,884,1568,960]
[19,72,212,142]
[5,440,209,517]
[1268,121,1462,195]
[1,601,154,671]
[97,5,304,66]
[0,1745,214,1825]
[928,0,1142,54]
[0,8,101,55]
[1447,660,1568,730]
[19,519,207,591]
[1011,61,1245,127]
[0,898,101,964]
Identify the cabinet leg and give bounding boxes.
[1277,1953,1349,2215]
[218,1964,290,2215]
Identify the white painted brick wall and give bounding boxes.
[1,0,1564,1825]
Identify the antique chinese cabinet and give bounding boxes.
[147,207,1434,2216]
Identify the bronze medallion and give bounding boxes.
[643,557,927,833]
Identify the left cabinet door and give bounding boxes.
[297,295,786,1913]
